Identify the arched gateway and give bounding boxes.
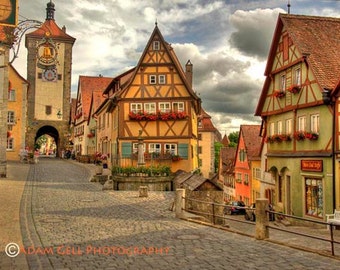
[25,1,75,156]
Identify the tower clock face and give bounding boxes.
[36,35,58,69]
[42,68,57,82]
[0,0,12,21]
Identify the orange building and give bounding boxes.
[234,125,261,206]
[102,25,201,172]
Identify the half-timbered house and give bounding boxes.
[103,25,201,173]
[255,14,340,219]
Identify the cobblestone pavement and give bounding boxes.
[4,158,340,269]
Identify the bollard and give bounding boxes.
[255,198,269,240]
[175,189,186,218]
[139,186,148,197]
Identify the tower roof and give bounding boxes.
[25,1,75,44]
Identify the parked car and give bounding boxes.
[224,201,246,215]
[244,203,275,222]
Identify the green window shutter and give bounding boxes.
[178,143,188,159]
[121,142,132,158]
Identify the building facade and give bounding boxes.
[102,25,201,173]
[25,1,75,156]
[256,14,340,219]
[6,64,29,160]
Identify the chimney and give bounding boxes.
[185,60,193,88]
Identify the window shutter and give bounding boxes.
[121,142,132,158]
[178,143,188,159]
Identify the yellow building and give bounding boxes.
[7,64,29,160]
[102,25,201,172]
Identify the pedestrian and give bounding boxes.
[34,149,39,164]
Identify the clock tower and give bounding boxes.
[25,1,75,155]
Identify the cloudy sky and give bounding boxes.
[12,0,340,134]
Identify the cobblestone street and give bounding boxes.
[2,158,340,269]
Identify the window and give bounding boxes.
[7,138,14,150]
[298,116,306,131]
[280,74,286,91]
[165,144,177,155]
[132,143,145,154]
[144,103,156,114]
[294,68,301,85]
[244,174,249,185]
[172,102,184,112]
[311,114,320,133]
[159,102,170,113]
[277,121,282,135]
[159,75,166,84]
[286,119,292,135]
[236,173,242,182]
[7,111,15,124]
[153,41,160,50]
[149,143,161,153]
[149,75,156,84]
[131,103,142,113]
[305,178,323,217]
[8,89,15,101]
[270,122,275,136]
[45,105,52,115]
[253,167,261,180]
[239,149,246,162]
[198,133,202,140]
[198,146,202,154]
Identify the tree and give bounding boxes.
[228,131,239,147]
[214,141,224,173]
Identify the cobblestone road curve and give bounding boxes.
[18,158,340,269]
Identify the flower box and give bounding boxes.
[288,85,301,94]
[273,90,285,98]
[129,111,188,121]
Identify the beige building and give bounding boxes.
[6,64,29,160]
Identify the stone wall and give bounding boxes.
[185,190,224,224]
[112,176,173,191]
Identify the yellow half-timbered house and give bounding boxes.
[104,25,201,172]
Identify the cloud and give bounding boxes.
[229,8,284,60]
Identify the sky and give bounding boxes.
[12,0,340,134]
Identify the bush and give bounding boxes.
[112,165,171,176]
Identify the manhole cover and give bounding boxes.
[176,234,201,240]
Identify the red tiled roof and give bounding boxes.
[256,14,340,115]
[199,108,217,132]
[221,134,230,147]
[279,14,340,90]
[220,147,236,175]
[240,125,261,160]
[77,76,113,119]
[26,19,75,43]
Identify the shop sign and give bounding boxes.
[301,160,323,172]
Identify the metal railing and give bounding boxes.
[181,195,340,256]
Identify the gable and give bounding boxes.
[256,14,340,117]
[119,26,200,105]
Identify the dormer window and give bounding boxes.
[153,41,160,50]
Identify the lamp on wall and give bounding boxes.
[57,109,62,119]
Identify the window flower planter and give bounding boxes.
[87,133,95,138]
[265,134,291,143]
[288,85,301,94]
[171,155,182,161]
[305,132,319,140]
[294,131,306,141]
[273,90,285,98]
[129,111,188,121]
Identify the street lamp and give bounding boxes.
[57,109,62,119]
